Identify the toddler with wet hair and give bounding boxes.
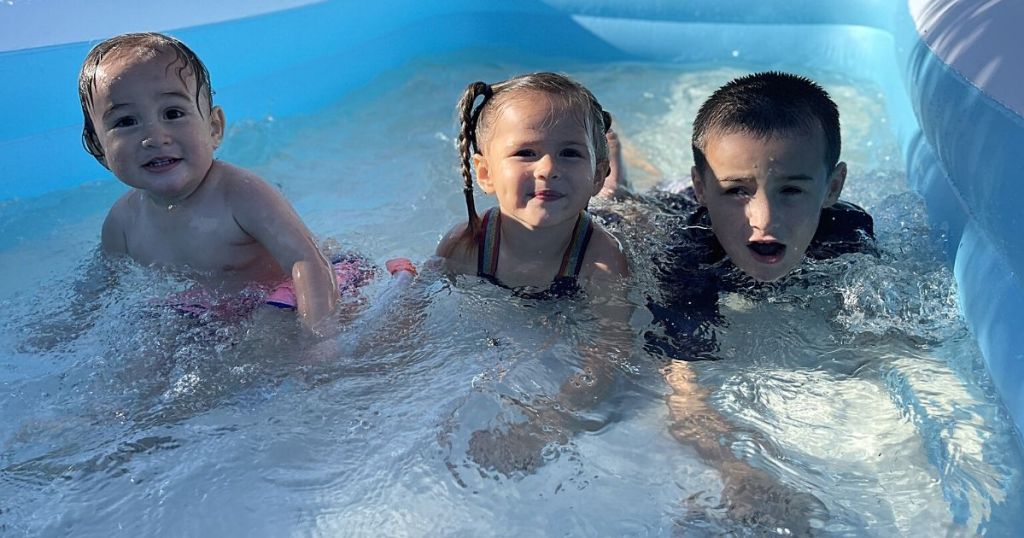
[78,32,396,333]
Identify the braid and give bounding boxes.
[455,81,491,236]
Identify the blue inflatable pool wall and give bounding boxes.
[1,0,1021,441]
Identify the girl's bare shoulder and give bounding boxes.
[583,222,629,280]
[435,221,479,276]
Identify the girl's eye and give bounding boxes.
[560,148,583,158]
[164,109,186,120]
[112,117,137,129]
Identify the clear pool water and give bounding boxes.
[1,51,1022,536]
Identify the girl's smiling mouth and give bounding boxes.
[531,189,564,201]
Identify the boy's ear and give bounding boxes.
[823,161,847,207]
[691,166,706,205]
[473,153,495,193]
[209,106,226,150]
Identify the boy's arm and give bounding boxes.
[664,358,827,532]
[227,173,337,333]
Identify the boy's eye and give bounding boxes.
[781,186,804,195]
[723,186,749,197]
[112,117,137,129]
[164,108,186,120]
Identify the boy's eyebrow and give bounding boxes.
[782,174,815,181]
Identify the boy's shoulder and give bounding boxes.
[807,200,876,259]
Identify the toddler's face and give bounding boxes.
[692,126,845,282]
[88,49,223,204]
[473,92,606,230]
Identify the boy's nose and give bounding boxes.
[747,193,777,233]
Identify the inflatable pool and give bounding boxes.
[3,0,1019,446]
[1,0,1021,534]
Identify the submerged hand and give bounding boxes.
[467,420,569,477]
[717,466,828,536]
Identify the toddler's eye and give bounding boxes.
[513,149,536,158]
[112,117,137,129]
[164,109,186,120]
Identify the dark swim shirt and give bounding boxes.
[640,188,876,360]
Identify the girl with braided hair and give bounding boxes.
[434,72,632,476]
[435,72,628,296]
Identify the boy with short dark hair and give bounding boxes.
[604,71,876,533]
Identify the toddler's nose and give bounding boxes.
[141,123,171,148]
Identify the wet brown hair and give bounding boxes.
[455,72,612,236]
[78,32,213,166]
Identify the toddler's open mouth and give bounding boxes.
[747,241,786,263]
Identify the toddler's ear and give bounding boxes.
[824,162,847,207]
[473,153,495,193]
[690,166,706,205]
[210,106,226,150]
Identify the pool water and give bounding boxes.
[1,51,1022,536]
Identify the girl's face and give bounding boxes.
[473,92,606,230]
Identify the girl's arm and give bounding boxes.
[467,230,633,475]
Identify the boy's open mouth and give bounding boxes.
[143,157,181,171]
[747,241,786,262]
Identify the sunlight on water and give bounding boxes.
[1,51,1022,537]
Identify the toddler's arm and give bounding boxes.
[228,174,338,333]
[100,195,131,255]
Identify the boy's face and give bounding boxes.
[692,126,846,282]
[87,49,224,205]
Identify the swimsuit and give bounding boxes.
[476,207,595,298]
[265,254,375,309]
[168,253,375,317]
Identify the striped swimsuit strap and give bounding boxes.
[476,207,595,281]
